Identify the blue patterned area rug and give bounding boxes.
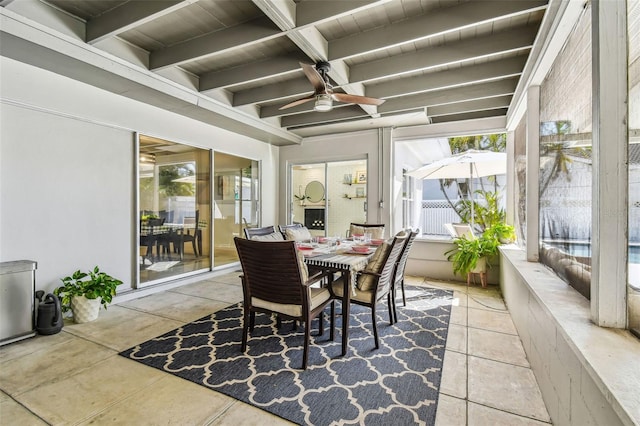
[120,286,452,425]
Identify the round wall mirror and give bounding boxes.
[305,181,325,203]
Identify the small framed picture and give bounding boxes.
[356,187,365,197]
[343,173,352,184]
[356,170,367,183]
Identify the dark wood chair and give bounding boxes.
[393,229,419,307]
[234,237,334,369]
[328,232,407,349]
[140,217,165,261]
[244,225,281,240]
[170,210,200,259]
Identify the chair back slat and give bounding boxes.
[374,235,407,300]
[394,229,419,284]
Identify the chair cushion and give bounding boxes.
[251,232,284,241]
[356,241,392,291]
[350,225,385,239]
[284,226,312,241]
[331,277,374,303]
[296,249,309,283]
[252,287,330,317]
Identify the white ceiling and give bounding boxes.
[1,0,548,145]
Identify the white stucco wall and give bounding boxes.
[0,57,279,294]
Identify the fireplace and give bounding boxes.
[304,208,325,230]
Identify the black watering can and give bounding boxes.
[35,290,63,335]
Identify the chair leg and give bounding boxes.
[241,309,250,352]
[387,293,396,325]
[318,311,324,336]
[329,301,335,342]
[249,312,256,331]
[303,317,311,369]
[401,278,407,307]
[192,239,198,257]
[371,304,380,349]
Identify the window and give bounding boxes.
[538,5,592,299]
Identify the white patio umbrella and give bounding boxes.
[406,150,507,230]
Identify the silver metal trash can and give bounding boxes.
[0,260,37,346]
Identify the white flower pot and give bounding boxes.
[71,295,102,323]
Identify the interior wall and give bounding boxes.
[0,57,279,294]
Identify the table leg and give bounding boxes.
[341,269,351,356]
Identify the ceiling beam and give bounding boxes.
[86,1,190,44]
[149,16,281,70]
[350,25,538,83]
[328,1,546,60]
[431,108,508,124]
[367,55,527,99]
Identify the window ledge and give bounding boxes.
[500,246,640,425]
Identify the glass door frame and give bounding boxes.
[134,133,213,288]
[287,156,368,237]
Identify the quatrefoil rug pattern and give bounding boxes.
[120,286,452,425]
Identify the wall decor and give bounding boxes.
[356,170,367,183]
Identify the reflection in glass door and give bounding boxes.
[214,152,259,267]
[137,135,211,287]
[290,160,366,238]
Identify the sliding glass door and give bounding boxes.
[137,135,211,286]
[213,152,259,267]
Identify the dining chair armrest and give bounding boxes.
[359,270,381,278]
[304,270,329,287]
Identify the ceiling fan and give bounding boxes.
[279,61,385,112]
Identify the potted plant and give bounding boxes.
[485,222,516,244]
[54,266,122,323]
[444,231,501,287]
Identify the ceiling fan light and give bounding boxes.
[314,94,333,112]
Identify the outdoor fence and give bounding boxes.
[421,200,461,236]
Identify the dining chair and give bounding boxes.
[393,229,419,307]
[234,237,334,369]
[278,223,303,238]
[169,211,200,259]
[244,225,284,240]
[348,222,385,239]
[328,232,407,349]
[140,217,165,261]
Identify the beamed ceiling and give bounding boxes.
[0,0,549,145]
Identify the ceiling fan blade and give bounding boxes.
[332,92,385,106]
[279,94,315,110]
[300,62,327,93]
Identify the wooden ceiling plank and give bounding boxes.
[296,0,391,26]
[234,76,314,106]
[86,0,189,44]
[328,1,547,60]
[252,0,296,30]
[427,96,513,117]
[378,78,518,114]
[431,108,507,124]
[200,53,306,91]
[149,16,281,70]
[350,25,538,82]
[281,105,366,127]
[367,55,527,99]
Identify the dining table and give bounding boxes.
[302,239,377,356]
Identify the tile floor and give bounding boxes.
[0,273,551,425]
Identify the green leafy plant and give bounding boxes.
[54,266,122,313]
[484,222,516,244]
[445,234,500,277]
